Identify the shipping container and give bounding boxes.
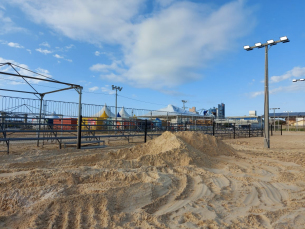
[53,118,77,130]
[80,117,106,130]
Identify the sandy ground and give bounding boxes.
[1,131,305,228]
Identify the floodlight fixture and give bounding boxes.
[280,36,289,43]
[243,45,252,51]
[255,42,262,47]
[292,79,305,82]
[112,85,123,128]
[267,39,275,45]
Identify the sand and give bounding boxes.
[1,131,305,228]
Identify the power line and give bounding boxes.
[118,94,167,106]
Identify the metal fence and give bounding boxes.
[0,95,205,118]
[0,113,264,154]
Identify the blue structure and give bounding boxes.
[208,107,217,117]
[218,103,225,119]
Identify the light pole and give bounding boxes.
[244,36,289,148]
[182,100,187,110]
[292,79,305,130]
[270,108,280,131]
[112,85,123,131]
[284,111,292,131]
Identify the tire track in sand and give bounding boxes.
[153,175,213,216]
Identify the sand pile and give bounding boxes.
[97,131,236,168]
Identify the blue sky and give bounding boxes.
[0,0,305,116]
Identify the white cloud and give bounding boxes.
[101,85,116,94]
[155,0,174,7]
[65,44,74,49]
[250,83,305,98]
[88,86,99,92]
[36,48,52,54]
[7,0,143,44]
[26,49,31,54]
[39,41,50,47]
[270,67,305,83]
[7,0,255,90]
[54,54,63,58]
[90,61,123,73]
[95,51,107,56]
[7,42,23,48]
[0,9,26,34]
[249,91,264,98]
[0,57,52,85]
[65,59,72,62]
[36,68,52,78]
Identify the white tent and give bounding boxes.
[141,104,200,118]
[92,104,115,117]
[119,107,131,118]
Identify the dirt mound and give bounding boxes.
[97,131,236,168]
[175,131,236,157]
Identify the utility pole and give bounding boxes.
[270,108,280,131]
[182,100,187,110]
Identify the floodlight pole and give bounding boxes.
[112,85,123,132]
[244,36,289,148]
[284,111,292,132]
[264,45,270,148]
[182,100,187,110]
[270,108,280,131]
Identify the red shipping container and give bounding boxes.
[53,118,78,130]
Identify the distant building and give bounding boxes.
[189,107,197,114]
[208,107,217,117]
[218,103,225,119]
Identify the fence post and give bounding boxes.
[271,124,273,136]
[249,124,251,138]
[281,124,282,135]
[144,119,147,143]
[233,123,235,139]
[77,115,82,148]
[213,121,215,136]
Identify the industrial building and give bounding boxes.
[206,103,225,119]
[218,103,225,119]
[215,110,263,128]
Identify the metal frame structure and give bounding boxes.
[0,62,83,149]
[244,36,290,148]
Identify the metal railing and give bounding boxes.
[0,115,265,154]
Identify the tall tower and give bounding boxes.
[218,103,225,119]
